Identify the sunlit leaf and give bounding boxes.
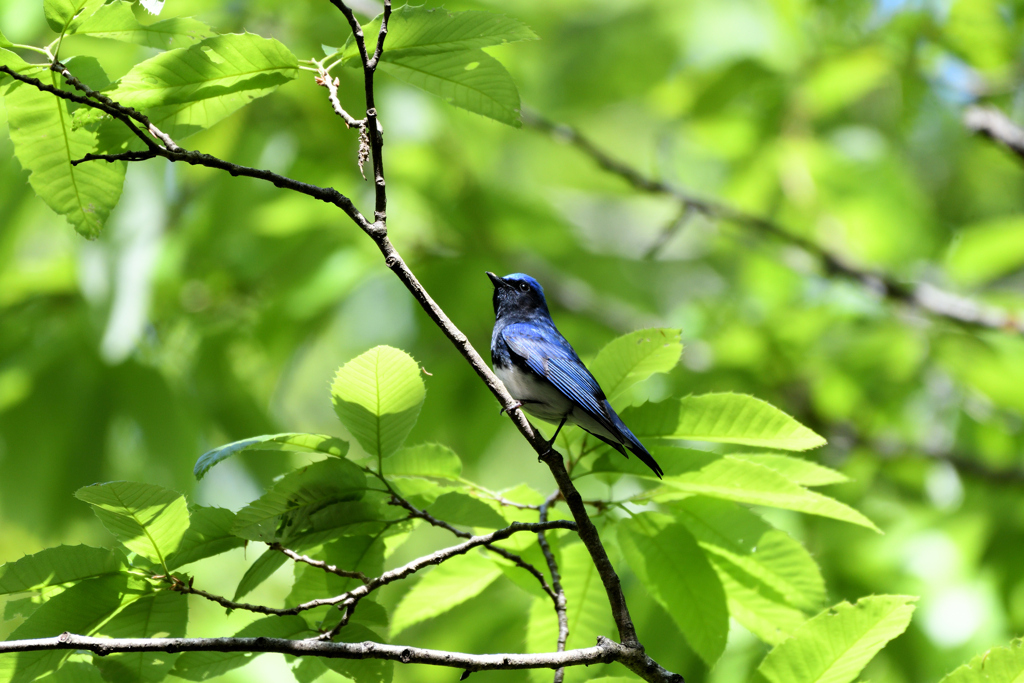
[72,1,212,49]
[44,0,103,33]
[233,547,287,602]
[391,551,502,635]
[75,482,190,568]
[332,346,426,461]
[589,328,683,401]
[939,638,1024,683]
[385,443,462,480]
[653,457,878,531]
[619,513,728,666]
[623,393,827,451]
[165,506,245,569]
[947,215,1024,287]
[193,432,349,480]
[4,68,125,238]
[0,545,125,595]
[426,491,507,529]
[729,453,848,487]
[754,595,917,683]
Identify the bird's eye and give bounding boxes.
[518,282,530,292]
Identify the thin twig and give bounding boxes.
[270,543,371,583]
[522,109,1024,335]
[538,490,569,683]
[644,203,695,260]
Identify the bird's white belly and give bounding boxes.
[494,364,572,422]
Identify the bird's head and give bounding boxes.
[486,272,550,319]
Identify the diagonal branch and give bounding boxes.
[522,109,1024,335]
[965,104,1024,161]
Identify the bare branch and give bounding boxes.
[538,491,569,683]
[965,104,1024,161]
[270,543,371,583]
[522,109,1024,336]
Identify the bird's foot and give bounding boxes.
[499,400,523,416]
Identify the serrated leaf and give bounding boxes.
[231,458,370,543]
[193,432,349,480]
[754,595,917,683]
[75,482,190,568]
[713,555,808,645]
[331,346,426,461]
[92,590,188,683]
[342,6,537,60]
[391,552,502,635]
[385,443,462,480]
[589,328,683,401]
[0,575,131,683]
[0,545,125,595]
[100,32,296,145]
[938,638,1024,683]
[379,49,522,126]
[233,547,287,602]
[44,0,104,34]
[170,615,313,681]
[4,69,125,238]
[321,623,393,683]
[729,454,848,487]
[623,393,827,451]
[673,497,825,612]
[165,506,245,570]
[655,456,879,531]
[72,1,212,49]
[426,491,507,529]
[619,513,729,665]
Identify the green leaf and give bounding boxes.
[44,0,103,33]
[331,346,426,461]
[938,638,1024,683]
[232,459,396,546]
[385,443,462,480]
[0,575,131,683]
[729,454,848,487]
[193,432,349,480]
[654,456,879,531]
[75,481,190,568]
[754,595,917,683]
[287,535,385,613]
[0,545,125,594]
[713,555,808,645]
[1,49,45,83]
[623,393,827,451]
[589,328,683,401]
[0,29,13,49]
[165,506,245,569]
[619,514,728,665]
[947,215,1024,287]
[391,551,502,635]
[233,547,287,602]
[343,6,537,60]
[679,498,824,607]
[101,33,297,144]
[171,615,313,681]
[379,49,522,126]
[321,623,393,683]
[92,591,188,683]
[425,491,507,529]
[799,48,890,118]
[4,70,125,238]
[72,1,212,49]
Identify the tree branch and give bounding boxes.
[270,543,371,583]
[964,104,1024,161]
[0,633,623,673]
[522,109,1024,335]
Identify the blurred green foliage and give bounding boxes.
[2,0,1024,682]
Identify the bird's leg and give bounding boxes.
[499,400,523,416]
[545,415,569,449]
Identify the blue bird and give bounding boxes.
[487,272,664,478]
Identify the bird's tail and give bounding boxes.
[607,411,664,479]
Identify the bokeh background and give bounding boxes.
[3,0,1024,681]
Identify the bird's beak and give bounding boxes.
[486,271,506,288]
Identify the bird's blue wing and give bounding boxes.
[501,322,612,426]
